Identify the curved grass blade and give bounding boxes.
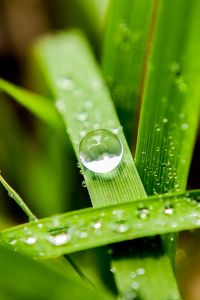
[102,0,154,145]
[33,30,146,208]
[0,174,37,222]
[0,78,63,130]
[0,246,114,300]
[1,190,200,259]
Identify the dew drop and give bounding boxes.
[23,236,37,245]
[55,99,65,113]
[137,208,149,219]
[112,219,130,233]
[47,232,71,246]
[81,181,87,188]
[79,129,123,173]
[91,219,102,230]
[77,113,87,122]
[136,268,145,275]
[163,118,168,123]
[181,123,189,130]
[130,271,136,279]
[132,282,140,290]
[110,267,116,273]
[76,228,88,238]
[57,76,74,90]
[164,205,174,215]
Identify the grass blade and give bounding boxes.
[135,0,200,195]
[0,174,37,222]
[102,0,154,144]
[0,78,63,130]
[134,0,200,262]
[0,190,200,259]
[0,246,113,300]
[33,30,146,208]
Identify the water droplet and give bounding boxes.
[110,267,116,273]
[81,181,87,188]
[77,113,87,122]
[136,268,145,275]
[56,99,65,113]
[130,271,136,279]
[77,229,88,238]
[79,129,123,173]
[132,282,140,290]
[80,130,86,137]
[24,236,36,245]
[112,126,122,134]
[181,123,189,130]
[112,219,130,233]
[137,208,149,219]
[37,223,43,228]
[164,204,174,215]
[163,118,168,123]
[47,232,71,246]
[57,76,74,90]
[93,123,100,130]
[91,219,102,230]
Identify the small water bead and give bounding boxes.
[23,236,37,245]
[47,232,71,246]
[163,118,168,123]
[112,219,130,233]
[77,112,87,122]
[130,272,137,279]
[181,123,189,130]
[110,267,116,273]
[76,228,88,238]
[81,181,87,188]
[79,129,123,173]
[56,99,65,113]
[57,76,74,90]
[132,282,140,290]
[136,268,145,276]
[91,219,102,230]
[164,204,174,215]
[137,208,149,219]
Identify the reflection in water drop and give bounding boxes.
[79,129,123,173]
[47,232,71,246]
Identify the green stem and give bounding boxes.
[0,174,37,222]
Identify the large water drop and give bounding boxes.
[79,129,123,173]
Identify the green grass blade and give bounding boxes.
[102,0,154,144]
[111,237,179,300]
[33,30,146,208]
[0,174,37,222]
[135,0,200,195]
[1,190,200,259]
[0,78,63,130]
[0,246,113,300]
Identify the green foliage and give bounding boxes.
[0,1,200,299]
[0,246,113,300]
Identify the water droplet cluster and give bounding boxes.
[2,192,200,258]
